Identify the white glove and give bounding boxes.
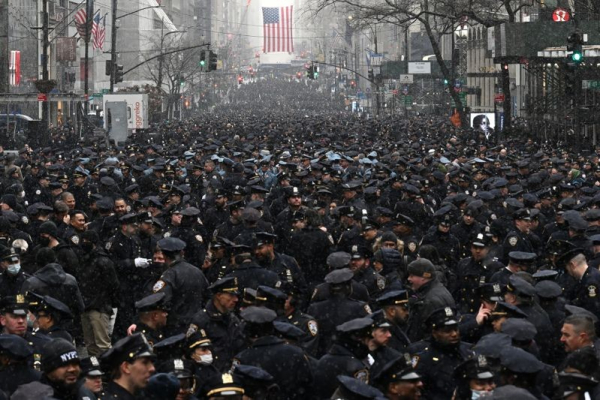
[135,258,149,268]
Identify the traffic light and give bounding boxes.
[350,80,356,88]
[180,75,185,86]
[114,64,124,83]
[368,69,374,81]
[305,65,312,79]
[105,60,112,76]
[313,66,318,79]
[296,72,302,79]
[237,75,243,85]
[208,51,218,71]
[565,63,577,98]
[199,51,206,68]
[567,32,583,63]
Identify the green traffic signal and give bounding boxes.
[572,52,582,62]
[200,60,206,67]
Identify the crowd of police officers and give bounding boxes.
[0,78,598,399]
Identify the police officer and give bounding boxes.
[0,245,28,298]
[559,247,600,320]
[490,251,536,285]
[224,244,280,291]
[452,355,496,398]
[152,237,210,334]
[132,292,169,347]
[310,251,370,303]
[307,268,371,356]
[233,306,313,400]
[187,277,245,372]
[169,207,207,266]
[498,346,548,399]
[375,290,411,353]
[313,317,373,398]
[29,293,73,342]
[0,335,41,396]
[99,333,156,399]
[502,208,538,264]
[371,354,423,400]
[420,207,461,269]
[408,307,473,399]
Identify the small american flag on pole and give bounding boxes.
[262,6,293,53]
[92,13,106,50]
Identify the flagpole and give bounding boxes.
[84,0,91,115]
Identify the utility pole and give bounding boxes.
[84,0,92,112]
[41,0,49,129]
[0,0,8,94]
[110,0,117,92]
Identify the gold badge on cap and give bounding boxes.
[222,373,234,384]
[444,307,453,317]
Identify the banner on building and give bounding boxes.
[57,37,77,62]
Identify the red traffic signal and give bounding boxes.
[350,80,356,87]
[237,75,243,85]
[296,72,302,79]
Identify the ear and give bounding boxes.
[120,361,130,375]
[0,315,5,326]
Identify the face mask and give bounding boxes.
[472,390,489,400]
[192,352,213,365]
[7,264,20,276]
[39,236,51,246]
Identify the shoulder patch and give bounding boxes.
[411,355,420,368]
[71,235,79,245]
[105,241,112,251]
[307,320,318,337]
[588,285,597,298]
[364,304,372,314]
[21,216,29,224]
[377,275,386,290]
[195,234,203,243]
[153,280,166,293]
[354,369,369,383]
[508,236,518,246]
[164,232,171,238]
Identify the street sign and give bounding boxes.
[102,89,110,94]
[37,93,47,102]
[494,93,505,102]
[403,95,412,105]
[552,8,570,22]
[399,74,413,84]
[92,92,103,99]
[583,80,600,89]
[408,62,431,74]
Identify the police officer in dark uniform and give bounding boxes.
[0,335,41,396]
[420,206,461,269]
[502,208,538,264]
[99,333,156,400]
[455,233,503,314]
[311,251,371,303]
[280,282,319,357]
[68,170,93,213]
[313,317,373,398]
[105,213,145,339]
[213,200,245,241]
[233,306,313,400]
[490,251,536,285]
[559,247,600,320]
[224,245,280,291]
[132,292,169,347]
[350,245,385,298]
[169,207,207,266]
[202,187,229,235]
[253,231,308,308]
[0,245,28,298]
[408,307,473,399]
[28,293,73,342]
[188,277,245,372]
[375,290,411,353]
[152,237,210,335]
[307,268,371,356]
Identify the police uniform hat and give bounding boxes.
[584,209,600,222]
[590,234,600,245]
[350,245,368,260]
[0,246,19,262]
[327,252,352,269]
[535,280,563,299]
[372,355,421,386]
[506,275,536,297]
[180,207,200,217]
[185,329,212,351]
[325,267,354,285]
[489,385,538,399]
[556,247,586,270]
[41,338,79,373]
[255,285,286,305]
[273,321,305,341]
[471,232,489,247]
[0,335,33,360]
[254,232,276,247]
[100,333,154,371]
[125,184,139,194]
[135,292,169,312]
[361,219,378,231]
[159,358,194,379]
[499,346,543,374]
[157,237,186,252]
[472,333,512,359]
[501,318,537,343]
[490,301,528,319]
[425,307,459,329]
[394,213,415,227]
[153,334,186,360]
[567,217,588,232]
[454,355,494,381]
[48,181,62,190]
[240,306,277,324]
[0,294,28,315]
[564,305,599,323]
[407,259,435,279]
[232,365,273,398]
[336,317,374,338]
[508,251,536,266]
[546,239,575,256]
[558,372,599,398]
[242,208,261,223]
[80,356,103,377]
[376,290,409,308]
[118,213,139,225]
[39,221,58,237]
[513,208,531,220]
[370,310,392,329]
[335,375,385,400]
[209,277,240,295]
[242,288,257,306]
[204,372,244,397]
[532,269,559,282]
[29,293,72,319]
[477,283,504,302]
[286,186,301,198]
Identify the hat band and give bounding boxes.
[206,387,245,396]
[189,339,211,348]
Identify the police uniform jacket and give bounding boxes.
[225,261,280,291]
[410,339,472,400]
[99,381,136,400]
[234,335,313,400]
[455,257,502,314]
[188,300,245,372]
[283,310,319,357]
[0,362,41,396]
[571,266,600,318]
[0,269,29,298]
[313,343,369,399]
[406,278,456,342]
[153,259,210,332]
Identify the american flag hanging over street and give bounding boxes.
[92,13,106,50]
[262,6,293,53]
[74,8,89,41]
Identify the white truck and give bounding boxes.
[102,93,149,131]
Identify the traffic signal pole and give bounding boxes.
[110,0,117,92]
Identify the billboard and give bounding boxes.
[470,113,495,133]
